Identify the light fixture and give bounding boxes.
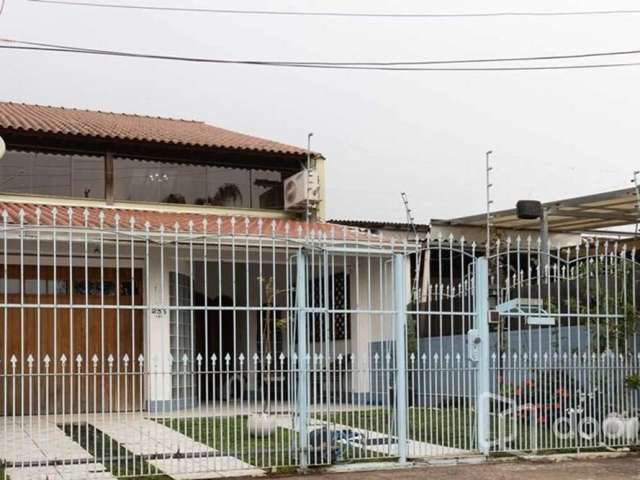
[147,173,169,183]
[0,135,5,160]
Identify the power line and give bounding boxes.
[24,0,640,19]
[14,37,640,67]
[3,39,640,71]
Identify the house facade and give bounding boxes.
[1,103,639,480]
[0,102,407,417]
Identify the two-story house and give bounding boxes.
[0,102,400,418]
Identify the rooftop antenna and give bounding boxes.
[632,170,640,236]
[485,150,494,251]
[401,192,421,303]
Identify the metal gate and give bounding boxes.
[403,238,480,458]
[486,238,640,453]
[1,210,639,479]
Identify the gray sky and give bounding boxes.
[2,0,640,223]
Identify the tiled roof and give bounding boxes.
[0,102,309,157]
[0,202,372,241]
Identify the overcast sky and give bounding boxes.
[2,0,640,223]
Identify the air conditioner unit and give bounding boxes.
[284,169,320,212]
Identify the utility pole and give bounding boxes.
[485,150,494,252]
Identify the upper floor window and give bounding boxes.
[0,151,105,199]
[113,158,284,209]
[0,150,288,210]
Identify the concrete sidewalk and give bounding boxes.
[272,455,640,480]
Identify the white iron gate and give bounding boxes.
[486,238,640,453]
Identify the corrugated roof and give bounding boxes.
[330,219,431,232]
[0,101,310,157]
[433,187,639,233]
[0,202,370,240]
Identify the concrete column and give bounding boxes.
[145,245,172,412]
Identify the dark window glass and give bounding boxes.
[308,274,351,342]
[0,151,104,199]
[113,158,284,210]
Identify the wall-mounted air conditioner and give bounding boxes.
[284,169,319,212]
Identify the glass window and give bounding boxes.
[113,158,285,209]
[0,151,104,199]
[170,273,195,403]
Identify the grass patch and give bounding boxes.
[158,416,379,468]
[158,416,297,469]
[321,407,476,450]
[63,423,171,480]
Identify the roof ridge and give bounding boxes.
[0,100,205,124]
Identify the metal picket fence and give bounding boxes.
[0,208,639,479]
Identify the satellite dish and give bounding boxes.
[0,136,5,160]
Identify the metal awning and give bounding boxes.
[432,187,639,233]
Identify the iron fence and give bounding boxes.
[0,209,638,479]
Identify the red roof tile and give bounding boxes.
[0,102,310,157]
[0,202,375,242]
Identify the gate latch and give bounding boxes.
[467,329,482,362]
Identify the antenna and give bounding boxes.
[401,192,421,303]
[485,150,494,250]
